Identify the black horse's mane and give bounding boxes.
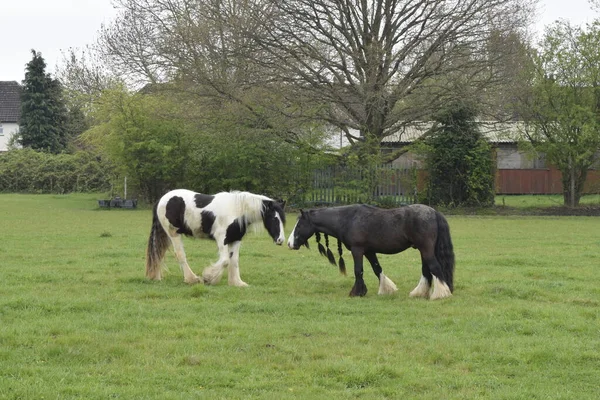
[315,231,347,275]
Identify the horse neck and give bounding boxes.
[233,192,267,223]
[309,209,341,238]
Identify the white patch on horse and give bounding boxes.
[275,212,285,245]
[430,276,452,300]
[206,192,269,233]
[378,273,398,295]
[287,220,300,249]
[409,275,431,298]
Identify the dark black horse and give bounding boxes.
[287,204,455,300]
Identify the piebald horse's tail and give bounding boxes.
[435,211,455,292]
[146,203,170,280]
[315,232,347,275]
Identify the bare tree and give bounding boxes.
[56,47,120,110]
[97,0,536,149]
[98,1,309,142]
[252,0,535,145]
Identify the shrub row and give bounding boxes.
[0,149,112,194]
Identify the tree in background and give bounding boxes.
[19,50,68,154]
[97,0,535,158]
[420,99,495,207]
[519,21,600,207]
[83,87,190,202]
[82,86,309,202]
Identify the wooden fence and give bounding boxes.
[496,168,600,194]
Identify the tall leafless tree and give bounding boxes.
[98,0,536,149]
[252,0,535,144]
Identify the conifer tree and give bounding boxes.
[19,50,68,153]
[423,100,495,207]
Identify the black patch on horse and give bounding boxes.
[165,196,193,236]
[194,193,214,209]
[224,219,247,245]
[200,210,215,239]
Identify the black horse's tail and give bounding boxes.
[315,232,346,275]
[145,202,170,280]
[435,211,455,292]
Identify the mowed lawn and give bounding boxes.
[0,194,598,399]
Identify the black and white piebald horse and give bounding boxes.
[146,189,286,286]
[287,204,455,300]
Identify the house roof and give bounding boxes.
[0,81,22,123]
[381,121,524,144]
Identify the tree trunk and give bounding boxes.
[561,160,587,207]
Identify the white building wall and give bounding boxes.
[0,122,19,151]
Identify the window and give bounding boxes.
[496,145,546,169]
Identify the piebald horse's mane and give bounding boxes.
[219,191,282,233]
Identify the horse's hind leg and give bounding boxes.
[227,241,248,287]
[409,257,432,298]
[416,248,451,300]
[168,233,201,284]
[365,252,397,295]
[428,257,452,300]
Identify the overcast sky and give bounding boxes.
[0,0,597,82]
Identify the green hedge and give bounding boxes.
[0,149,112,194]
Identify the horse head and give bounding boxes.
[287,209,316,250]
[262,199,286,245]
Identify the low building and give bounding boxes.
[328,122,600,195]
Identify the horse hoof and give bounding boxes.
[429,292,452,301]
[409,289,430,299]
[228,277,249,287]
[349,289,367,297]
[185,275,201,284]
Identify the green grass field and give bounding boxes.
[0,194,598,399]
[495,194,600,208]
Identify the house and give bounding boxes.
[0,81,21,152]
[380,121,600,195]
[328,122,600,195]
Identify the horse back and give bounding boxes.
[343,204,439,254]
[157,189,217,238]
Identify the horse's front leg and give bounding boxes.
[365,252,398,295]
[201,235,230,285]
[349,247,367,297]
[227,241,248,287]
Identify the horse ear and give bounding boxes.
[278,199,286,208]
